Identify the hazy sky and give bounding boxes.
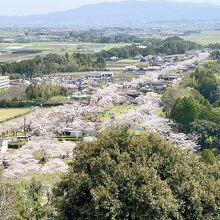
[1,0,220,16]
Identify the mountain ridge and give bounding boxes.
[1,0,220,25]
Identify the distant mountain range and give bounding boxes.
[1,0,220,25]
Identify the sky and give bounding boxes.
[1,0,220,16]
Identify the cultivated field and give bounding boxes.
[0,108,31,122]
[0,41,129,62]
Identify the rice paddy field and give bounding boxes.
[183,31,220,45]
[0,108,31,122]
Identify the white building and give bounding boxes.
[0,76,10,89]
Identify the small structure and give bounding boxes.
[146,66,162,71]
[125,66,138,72]
[140,57,148,63]
[17,135,30,141]
[139,86,151,93]
[185,63,197,69]
[87,71,114,79]
[152,82,166,90]
[127,90,140,99]
[109,56,118,62]
[154,56,164,65]
[159,75,179,82]
[0,138,8,154]
[62,128,83,138]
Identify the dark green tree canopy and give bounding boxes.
[53,128,220,220]
[0,52,105,77]
[170,96,200,129]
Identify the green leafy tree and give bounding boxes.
[53,128,220,220]
[95,55,106,69]
[25,82,67,101]
[201,149,217,165]
[0,52,105,77]
[161,86,191,114]
[16,179,52,220]
[170,97,200,130]
[192,119,220,150]
[197,75,219,104]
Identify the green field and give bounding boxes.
[184,31,220,45]
[106,59,149,69]
[0,108,31,122]
[117,59,139,64]
[0,42,129,62]
[100,105,137,121]
[13,172,62,185]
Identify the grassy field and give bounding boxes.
[100,105,137,121]
[117,59,139,64]
[12,172,62,185]
[107,60,149,69]
[183,31,220,45]
[0,108,31,122]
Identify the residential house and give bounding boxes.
[152,82,166,90]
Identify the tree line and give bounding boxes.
[99,37,202,59]
[0,52,106,77]
[67,32,144,44]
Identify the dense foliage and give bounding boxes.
[53,128,220,220]
[0,52,106,77]
[166,60,220,151]
[209,43,220,50]
[211,50,220,59]
[192,67,220,104]
[99,37,201,59]
[0,82,68,107]
[15,179,53,220]
[161,86,191,115]
[25,82,67,100]
[67,32,144,44]
[0,98,67,108]
[157,37,201,55]
[170,96,200,130]
[0,182,16,220]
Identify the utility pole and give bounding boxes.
[24,116,26,137]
